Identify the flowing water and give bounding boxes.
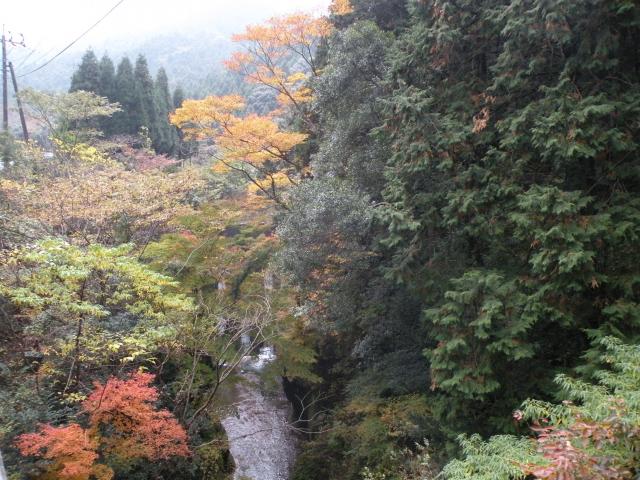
[0,449,7,480]
[221,347,298,480]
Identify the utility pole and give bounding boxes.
[9,62,28,141]
[2,28,27,136]
[2,26,8,132]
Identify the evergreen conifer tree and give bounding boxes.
[112,57,140,135]
[97,55,117,135]
[154,68,178,154]
[69,50,101,93]
[97,55,116,100]
[379,0,640,440]
[155,68,172,111]
[68,50,104,133]
[172,87,185,110]
[134,55,163,151]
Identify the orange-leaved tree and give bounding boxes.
[224,13,331,114]
[16,424,107,480]
[170,95,307,208]
[16,372,189,480]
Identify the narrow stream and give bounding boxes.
[221,347,298,480]
[0,449,7,480]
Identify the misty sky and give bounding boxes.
[4,0,331,54]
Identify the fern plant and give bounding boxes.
[442,337,640,480]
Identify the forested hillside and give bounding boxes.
[1,1,639,479]
[10,32,236,96]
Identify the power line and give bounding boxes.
[13,39,46,71]
[14,47,38,70]
[15,36,53,70]
[20,45,58,71]
[17,0,127,78]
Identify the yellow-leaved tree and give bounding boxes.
[170,95,307,208]
[329,0,354,16]
[224,13,331,115]
[171,11,335,207]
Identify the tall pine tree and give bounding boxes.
[97,55,117,135]
[69,50,100,93]
[172,87,185,110]
[112,57,140,135]
[97,54,116,100]
[134,55,162,151]
[154,68,178,154]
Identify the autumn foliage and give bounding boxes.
[169,10,331,208]
[3,164,204,244]
[525,422,624,480]
[16,373,189,479]
[329,0,354,16]
[16,424,105,480]
[520,405,639,480]
[170,95,307,166]
[84,372,190,460]
[225,13,331,109]
[170,95,307,206]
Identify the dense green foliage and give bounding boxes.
[69,51,101,94]
[381,0,640,436]
[69,50,181,154]
[275,0,640,478]
[155,68,181,154]
[443,337,640,479]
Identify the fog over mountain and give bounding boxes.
[5,0,330,95]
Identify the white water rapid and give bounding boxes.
[221,347,298,480]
